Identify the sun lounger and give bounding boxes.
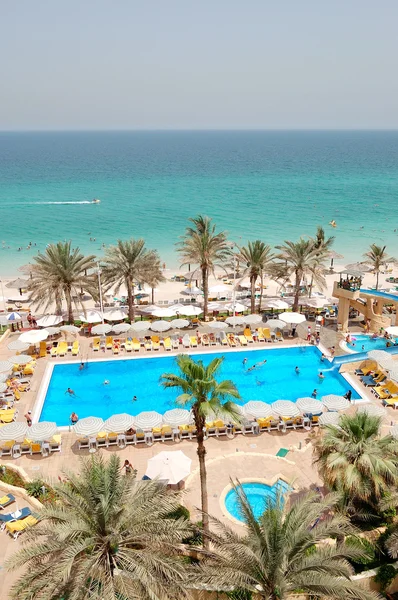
[92,337,100,351]
[227,333,237,347]
[50,342,59,357]
[6,514,38,539]
[151,336,160,351]
[209,333,217,346]
[383,397,398,409]
[0,507,31,527]
[219,331,228,346]
[263,328,272,342]
[190,336,198,347]
[57,342,68,356]
[71,341,79,356]
[144,338,152,351]
[132,338,140,352]
[112,341,120,354]
[275,331,283,342]
[106,336,113,350]
[244,328,254,343]
[256,328,265,342]
[182,335,191,348]
[362,374,385,387]
[163,337,172,351]
[201,334,210,346]
[0,410,16,424]
[238,335,248,346]
[171,336,179,350]
[124,337,133,352]
[0,494,15,509]
[39,341,47,358]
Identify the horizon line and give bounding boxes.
[1,127,398,133]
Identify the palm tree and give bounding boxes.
[177,215,231,320]
[308,226,335,296]
[7,454,192,600]
[363,244,396,290]
[197,487,378,600]
[275,238,328,311]
[142,254,165,304]
[238,240,274,313]
[102,239,161,321]
[161,354,241,545]
[28,241,97,323]
[313,412,398,508]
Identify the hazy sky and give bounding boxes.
[1,0,397,130]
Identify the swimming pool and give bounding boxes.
[224,480,290,522]
[38,347,359,425]
[344,334,398,354]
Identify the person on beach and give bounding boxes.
[65,388,75,396]
[307,326,312,341]
[27,312,32,327]
[329,346,335,356]
[24,411,32,426]
[344,390,352,402]
[123,459,134,475]
[320,354,325,362]
[79,362,85,370]
[70,412,78,424]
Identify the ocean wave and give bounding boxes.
[9,201,93,205]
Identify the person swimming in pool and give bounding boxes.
[255,360,267,367]
[318,372,325,380]
[65,388,75,396]
[103,380,110,385]
[242,358,248,367]
[311,389,318,398]
[256,378,265,386]
[295,366,300,374]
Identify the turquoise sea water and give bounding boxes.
[1,130,398,276]
[39,347,358,425]
[224,480,290,522]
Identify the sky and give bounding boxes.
[1,0,398,130]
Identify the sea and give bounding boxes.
[1,130,398,277]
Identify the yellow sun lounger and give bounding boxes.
[0,494,15,509]
[151,336,160,351]
[132,338,140,352]
[256,328,265,342]
[6,514,38,539]
[106,336,113,350]
[124,338,133,352]
[0,410,16,424]
[227,334,237,347]
[92,337,100,351]
[57,342,68,356]
[72,341,79,356]
[163,337,172,351]
[50,343,58,357]
[244,328,254,343]
[144,338,152,351]
[39,341,47,358]
[190,336,198,347]
[238,335,248,346]
[263,328,272,342]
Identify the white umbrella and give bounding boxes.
[45,327,61,335]
[145,450,192,485]
[386,326,398,336]
[171,319,190,329]
[296,397,324,415]
[357,404,387,418]
[225,316,245,327]
[36,315,63,327]
[243,401,273,419]
[60,325,80,335]
[0,383,7,393]
[244,314,263,325]
[224,302,246,313]
[91,324,112,335]
[279,312,306,325]
[79,310,103,324]
[6,278,29,289]
[7,340,29,352]
[266,319,286,330]
[140,305,159,314]
[386,368,398,383]
[301,297,330,308]
[134,411,163,429]
[207,321,229,330]
[19,329,49,343]
[172,305,202,317]
[6,312,22,322]
[73,416,104,437]
[152,308,176,318]
[163,408,192,427]
[319,412,341,426]
[103,309,127,322]
[390,424,398,439]
[0,361,12,374]
[209,284,230,294]
[9,354,34,366]
[150,320,172,332]
[29,422,58,442]
[271,400,300,418]
[322,394,350,411]
[112,323,132,334]
[0,421,28,441]
[263,299,289,309]
[207,302,224,311]
[7,294,30,303]
[379,357,397,371]
[367,350,390,362]
[0,373,10,383]
[129,321,151,332]
[181,285,203,296]
[103,413,136,433]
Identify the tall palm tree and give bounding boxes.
[177,215,231,320]
[102,239,161,321]
[363,244,396,290]
[161,354,240,545]
[197,487,378,600]
[7,454,192,600]
[238,240,274,313]
[275,238,328,311]
[28,241,97,323]
[308,226,335,296]
[142,254,165,304]
[313,412,398,508]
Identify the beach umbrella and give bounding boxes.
[7,340,29,352]
[266,319,286,330]
[296,397,324,415]
[36,314,63,327]
[45,326,60,336]
[79,310,103,324]
[279,312,306,325]
[386,326,398,336]
[322,394,350,411]
[6,278,29,290]
[91,324,112,335]
[134,411,163,430]
[328,251,344,269]
[73,416,104,437]
[103,413,136,433]
[243,401,273,419]
[390,425,398,439]
[207,321,229,330]
[60,325,80,335]
[181,286,203,296]
[172,305,202,317]
[152,308,176,318]
[319,412,341,426]
[209,284,230,294]
[9,354,34,366]
[225,316,245,327]
[145,450,192,485]
[0,373,10,383]
[224,302,246,313]
[7,294,30,303]
[103,309,127,322]
[0,361,12,374]
[271,400,300,418]
[357,404,387,418]
[244,314,263,325]
[6,312,22,322]
[129,321,151,332]
[386,368,398,383]
[19,329,49,344]
[171,319,190,329]
[367,350,391,362]
[163,408,192,427]
[150,320,172,332]
[301,297,330,309]
[111,323,131,334]
[263,299,290,309]
[0,383,7,393]
[0,421,28,441]
[207,302,224,311]
[345,262,372,273]
[29,422,57,442]
[139,305,159,314]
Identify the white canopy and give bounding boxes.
[150,320,172,332]
[0,383,7,393]
[182,286,203,296]
[367,350,391,362]
[112,323,132,334]
[129,321,151,332]
[0,421,28,441]
[73,416,104,437]
[266,319,286,330]
[319,412,341,426]
[321,394,350,411]
[162,408,192,427]
[103,309,127,322]
[45,327,61,335]
[172,305,202,316]
[145,450,192,485]
[134,411,163,430]
[0,361,12,373]
[263,299,290,309]
[19,329,49,344]
[9,354,34,366]
[225,316,245,326]
[103,413,136,433]
[244,314,263,325]
[171,319,190,329]
[29,421,58,442]
[7,294,30,303]
[224,302,246,313]
[91,324,112,335]
[207,321,229,330]
[243,401,273,419]
[357,404,387,418]
[209,284,230,294]
[207,302,224,311]
[36,315,63,327]
[296,397,324,415]
[60,325,80,335]
[279,312,306,325]
[79,310,103,324]
[7,340,30,352]
[271,400,300,418]
[152,308,176,318]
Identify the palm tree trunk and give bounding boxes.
[293,270,301,312]
[65,288,73,324]
[126,278,135,322]
[151,287,155,304]
[194,409,209,549]
[250,275,256,313]
[202,267,208,321]
[376,270,379,291]
[258,273,264,313]
[308,273,314,297]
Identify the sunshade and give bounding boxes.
[0,361,12,374]
[36,314,63,327]
[301,297,330,308]
[140,305,159,314]
[150,320,172,332]
[0,383,7,393]
[0,421,28,441]
[296,397,324,415]
[279,312,306,325]
[79,310,103,324]
[224,302,246,313]
[181,286,203,296]
[171,319,190,329]
[266,319,286,329]
[112,323,131,334]
[225,316,245,326]
[183,268,203,281]
[134,411,163,429]
[321,394,350,411]
[19,329,49,343]
[0,373,10,383]
[386,326,398,336]
[145,450,192,485]
[73,416,104,437]
[207,321,228,329]
[319,412,341,426]
[345,262,372,273]
[209,284,230,294]
[162,408,192,427]
[60,325,80,335]
[152,308,176,318]
[103,309,127,322]
[91,324,112,335]
[378,357,396,371]
[244,314,263,325]
[387,368,398,383]
[390,424,398,439]
[207,302,224,311]
[129,321,151,332]
[6,278,29,289]
[172,305,202,317]
[45,327,61,335]
[7,340,30,352]
[368,350,391,361]
[6,312,22,322]
[263,299,290,309]
[357,404,387,418]
[7,294,30,303]
[103,413,136,433]
[243,401,273,419]
[271,400,300,418]
[9,355,34,366]
[29,422,57,442]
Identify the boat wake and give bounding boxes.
[29,201,93,205]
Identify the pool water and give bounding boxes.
[225,480,290,522]
[346,334,398,353]
[39,347,359,425]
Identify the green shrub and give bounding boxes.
[167,504,190,521]
[374,564,397,591]
[0,465,25,488]
[26,479,48,498]
[226,590,252,600]
[346,536,376,566]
